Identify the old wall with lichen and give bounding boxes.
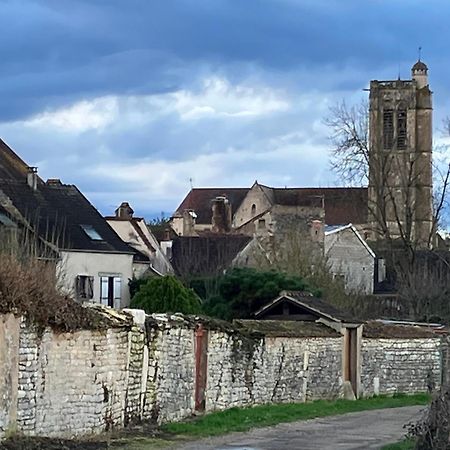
[143,316,196,423]
[0,310,446,440]
[14,319,141,437]
[206,332,343,412]
[361,338,442,396]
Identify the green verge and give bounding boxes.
[162,393,429,438]
[381,438,416,450]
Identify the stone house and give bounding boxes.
[0,138,136,308]
[172,182,368,237]
[106,202,173,278]
[324,224,378,295]
[171,182,370,288]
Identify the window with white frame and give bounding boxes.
[99,275,121,307]
[75,275,94,301]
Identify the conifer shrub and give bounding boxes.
[131,275,202,315]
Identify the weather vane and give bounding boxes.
[418,46,422,61]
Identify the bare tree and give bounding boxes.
[325,100,450,249]
[325,100,450,320]
[325,100,370,186]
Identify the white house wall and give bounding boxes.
[107,220,173,275]
[57,251,134,308]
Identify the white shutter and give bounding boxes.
[100,277,109,305]
[113,277,122,306]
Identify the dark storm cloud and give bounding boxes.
[2,0,450,121]
[1,0,450,217]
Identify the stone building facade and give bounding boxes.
[368,60,433,246]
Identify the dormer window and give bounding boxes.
[80,224,103,241]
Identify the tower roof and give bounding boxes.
[412,60,428,72]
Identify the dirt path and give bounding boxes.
[173,405,425,450]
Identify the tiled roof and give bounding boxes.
[174,186,368,227]
[174,188,249,224]
[0,138,33,181]
[271,187,368,225]
[0,179,132,254]
[171,234,251,276]
[234,320,340,337]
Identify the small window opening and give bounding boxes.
[80,224,103,241]
[383,109,394,150]
[258,218,266,229]
[251,204,257,215]
[397,110,407,149]
[75,275,94,301]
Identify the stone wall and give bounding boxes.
[143,316,196,423]
[15,320,138,437]
[361,338,442,396]
[0,314,20,436]
[205,332,343,412]
[0,310,445,440]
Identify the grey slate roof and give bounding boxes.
[0,139,132,254]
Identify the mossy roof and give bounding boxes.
[235,319,341,338]
[363,321,445,338]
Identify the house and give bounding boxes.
[0,138,135,308]
[171,188,248,235]
[324,224,379,295]
[172,182,368,237]
[106,202,173,278]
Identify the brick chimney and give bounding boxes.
[115,202,134,219]
[182,209,197,236]
[211,196,232,233]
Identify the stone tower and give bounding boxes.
[368,60,433,247]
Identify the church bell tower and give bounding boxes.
[368,60,433,246]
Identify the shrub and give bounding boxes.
[131,275,202,315]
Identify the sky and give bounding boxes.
[1,0,450,219]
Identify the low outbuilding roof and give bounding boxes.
[255,290,360,324]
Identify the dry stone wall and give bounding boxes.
[361,338,443,396]
[0,310,445,440]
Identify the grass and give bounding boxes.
[162,393,430,438]
[381,438,416,449]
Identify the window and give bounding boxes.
[397,110,407,149]
[258,218,266,229]
[75,275,94,301]
[100,275,121,307]
[251,204,257,215]
[80,224,103,241]
[383,109,394,149]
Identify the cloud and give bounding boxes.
[1,0,450,220]
[173,77,289,120]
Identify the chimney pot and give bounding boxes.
[115,202,134,219]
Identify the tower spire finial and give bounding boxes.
[418,46,422,61]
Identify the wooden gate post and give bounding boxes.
[194,323,208,412]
